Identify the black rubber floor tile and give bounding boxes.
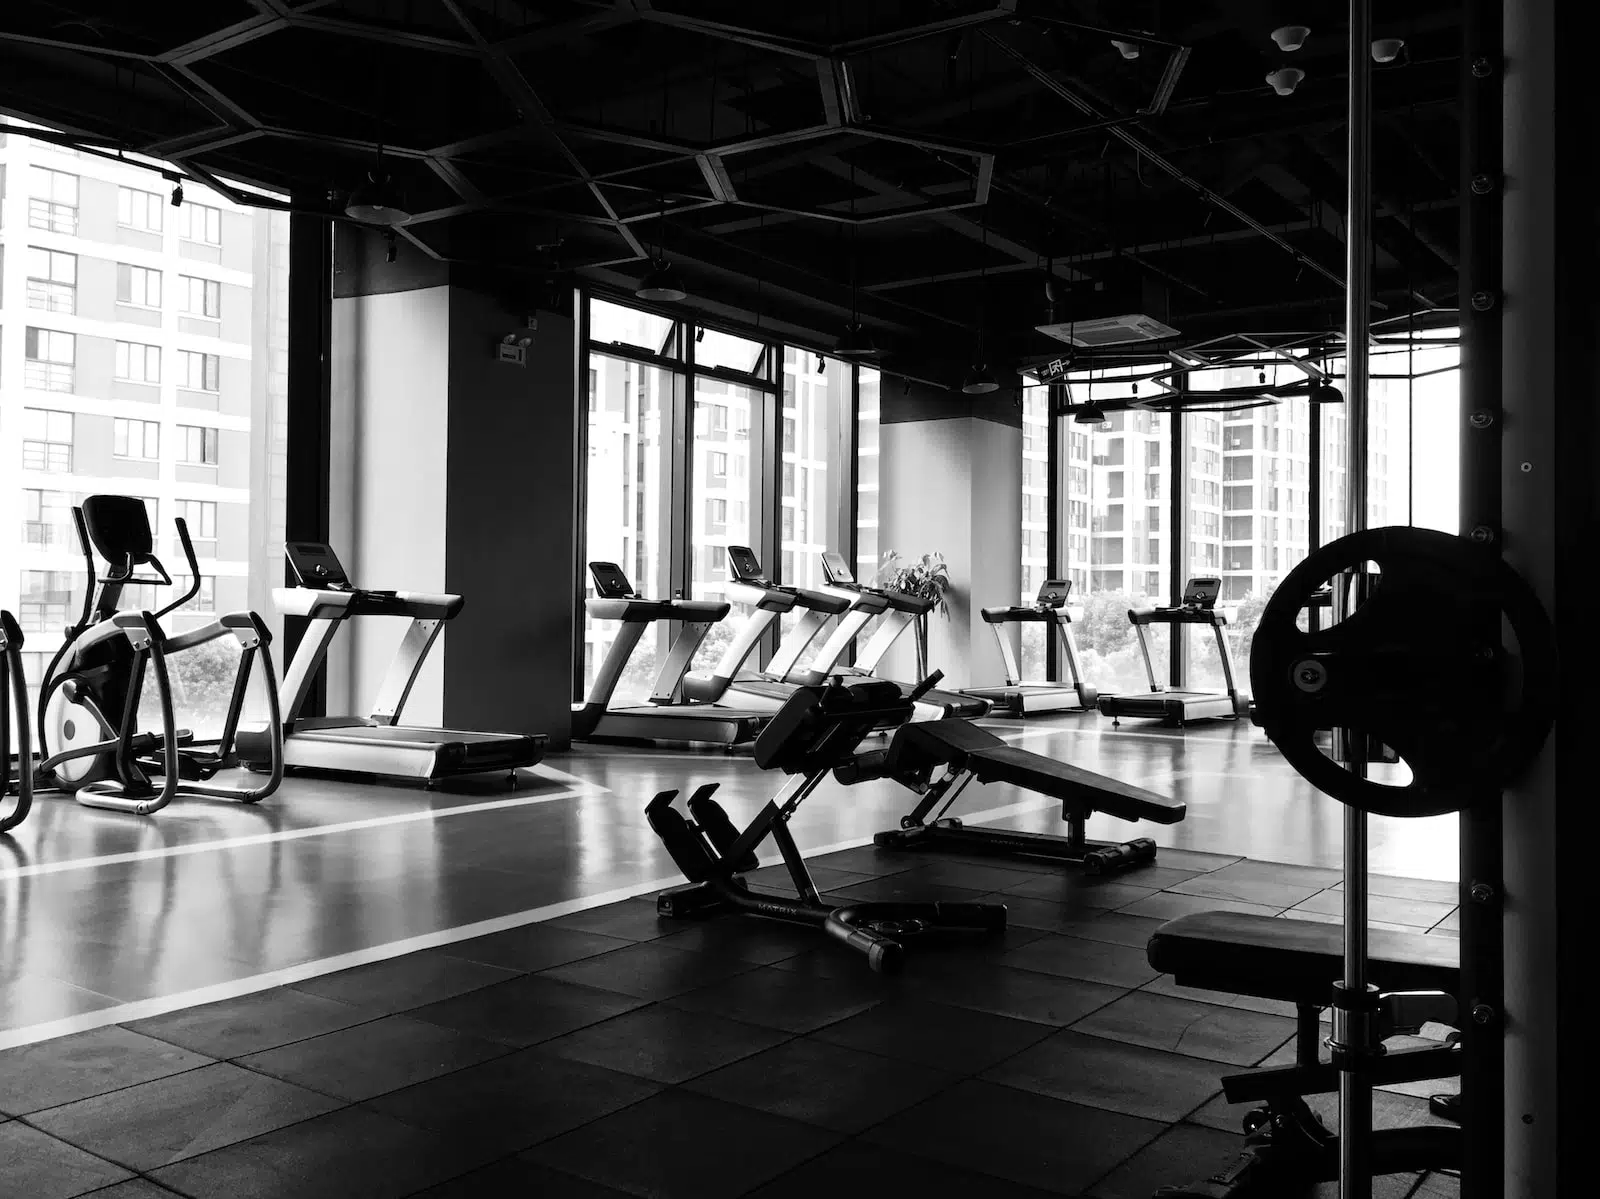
[0,1027,213,1116]
[1168,871,1329,909]
[77,1180,186,1198]
[126,988,376,1059]
[825,876,991,904]
[805,846,918,877]
[652,917,821,964]
[443,923,634,972]
[983,893,1129,932]
[1001,933,1163,988]
[1004,870,1190,901]
[1116,891,1286,921]
[1054,911,1170,949]
[913,963,1127,1027]
[1293,890,1456,929]
[1149,849,1242,873]
[288,949,520,1017]
[863,1078,1164,1195]
[236,1014,509,1102]
[742,863,872,893]
[983,1029,1221,1123]
[1070,991,1297,1066]
[664,964,888,1033]
[1333,875,1459,905]
[536,940,757,1000]
[411,1156,633,1198]
[1138,973,1299,1017]
[1207,859,1342,888]
[814,997,1055,1073]
[525,1088,841,1199]
[545,898,675,941]
[895,858,1051,893]
[1086,1120,1243,1199]
[29,1061,342,1171]
[743,1140,1059,1198]
[149,1105,496,1199]
[0,1121,133,1199]
[405,974,648,1047]
[537,1004,789,1084]
[685,1037,957,1133]
[365,1048,661,1155]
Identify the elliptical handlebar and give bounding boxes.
[153,518,202,621]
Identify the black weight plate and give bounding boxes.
[1251,527,1556,817]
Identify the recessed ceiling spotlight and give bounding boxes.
[1271,25,1311,52]
[1266,67,1306,96]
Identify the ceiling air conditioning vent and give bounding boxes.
[1036,314,1180,347]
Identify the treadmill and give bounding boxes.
[243,542,548,781]
[790,552,992,720]
[572,562,771,745]
[963,578,1098,715]
[1095,576,1251,727]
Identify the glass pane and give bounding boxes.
[779,349,852,661]
[856,367,881,583]
[1059,368,1171,696]
[1019,383,1051,679]
[1409,337,1461,534]
[695,326,765,375]
[2,131,289,740]
[589,296,677,358]
[688,376,759,672]
[581,353,674,704]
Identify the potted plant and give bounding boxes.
[876,550,951,677]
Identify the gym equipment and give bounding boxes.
[790,551,990,719]
[2,612,32,834]
[864,717,1184,871]
[678,546,852,710]
[244,542,546,779]
[647,674,1007,972]
[1147,527,1557,1198]
[574,561,771,745]
[1094,577,1251,727]
[35,496,284,815]
[962,578,1098,715]
[1250,527,1557,818]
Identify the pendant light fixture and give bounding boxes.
[345,146,412,226]
[635,190,688,303]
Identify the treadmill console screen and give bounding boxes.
[1035,579,1071,608]
[1182,577,1222,609]
[726,546,766,583]
[820,551,854,584]
[287,542,352,589]
[589,562,635,598]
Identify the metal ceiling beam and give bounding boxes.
[829,3,1018,56]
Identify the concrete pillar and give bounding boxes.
[877,380,1022,688]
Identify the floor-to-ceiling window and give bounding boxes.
[1018,382,1051,679]
[855,366,881,582]
[0,116,291,740]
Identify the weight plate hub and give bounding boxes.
[1250,526,1556,817]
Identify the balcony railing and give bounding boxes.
[24,521,72,547]
[24,362,74,393]
[27,280,76,314]
[21,442,72,473]
[28,200,78,235]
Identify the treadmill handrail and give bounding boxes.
[273,586,463,621]
[587,597,731,623]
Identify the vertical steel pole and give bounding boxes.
[1339,2,1374,1197]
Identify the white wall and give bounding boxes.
[328,286,450,723]
[878,416,1022,688]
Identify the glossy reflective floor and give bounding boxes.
[2,716,1458,1047]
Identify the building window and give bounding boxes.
[175,201,222,245]
[709,451,727,481]
[19,570,77,632]
[175,499,217,543]
[178,576,216,614]
[26,246,76,313]
[115,341,162,384]
[28,166,78,233]
[179,275,221,318]
[117,186,165,233]
[23,489,74,548]
[114,418,161,461]
[178,349,220,391]
[24,328,75,392]
[178,424,219,465]
[117,263,163,308]
[21,409,73,473]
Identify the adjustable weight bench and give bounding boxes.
[1145,912,1462,1195]
[867,718,1186,873]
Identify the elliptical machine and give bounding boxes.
[34,495,284,815]
[1,611,32,834]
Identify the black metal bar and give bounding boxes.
[284,209,333,718]
[1045,380,1062,682]
[572,286,593,702]
[1169,379,1185,688]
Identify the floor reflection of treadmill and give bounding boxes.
[246,542,547,782]
[1095,577,1252,727]
[572,562,771,746]
[963,578,1097,715]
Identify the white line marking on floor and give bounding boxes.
[0,784,605,882]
